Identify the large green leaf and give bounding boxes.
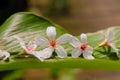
[1,58,120,71]
[0,12,120,71]
[0,12,67,53]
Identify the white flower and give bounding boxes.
[12,36,47,61]
[99,29,119,55]
[70,33,94,60]
[0,50,10,61]
[12,36,37,54]
[35,26,73,60]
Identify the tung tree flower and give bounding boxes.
[12,36,37,54]
[70,33,94,60]
[35,26,73,60]
[0,50,10,61]
[99,29,119,55]
[12,36,47,61]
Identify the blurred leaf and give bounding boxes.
[59,69,79,80]
[3,70,24,80]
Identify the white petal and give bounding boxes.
[1,51,10,61]
[40,47,54,59]
[80,33,87,44]
[12,35,27,51]
[28,41,37,48]
[30,51,45,61]
[106,29,114,42]
[109,43,119,55]
[55,45,67,58]
[35,36,49,47]
[83,50,94,60]
[28,41,33,47]
[71,48,81,58]
[86,46,93,54]
[40,47,54,58]
[31,47,54,61]
[46,26,56,40]
[57,34,73,44]
[0,50,10,61]
[70,36,81,47]
[27,42,37,53]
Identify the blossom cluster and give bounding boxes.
[0,26,118,62]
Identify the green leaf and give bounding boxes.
[3,70,24,80]
[59,69,78,80]
[0,12,67,53]
[0,12,120,71]
[1,58,120,71]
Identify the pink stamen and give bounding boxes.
[80,44,87,50]
[50,40,56,47]
[27,46,35,52]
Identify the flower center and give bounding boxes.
[50,40,56,47]
[80,44,87,50]
[27,45,36,52]
[99,39,109,47]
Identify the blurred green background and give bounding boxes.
[1,0,120,80]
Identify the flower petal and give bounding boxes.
[80,33,87,44]
[71,48,81,58]
[55,45,67,58]
[46,26,56,40]
[57,34,73,44]
[30,47,54,61]
[27,41,37,53]
[28,41,34,47]
[40,47,54,58]
[106,29,114,42]
[70,36,81,47]
[12,35,27,50]
[83,50,94,60]
[2,51,10,61]
[35,36,49,47]
[109,43,119,55]
[86,45,93,54]
[30,51,45,61]
[1,51,10,61]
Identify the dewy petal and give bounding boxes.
[70,36,81,47]
[106,29,114,42]
[80,33,87,44]
[71,48,81,58]
[55,45,67,58]
[57,34,73,44]
[109,43,119,55]
[35,36,49,47]
[83,50,94,60]
[46,26,56,40]
[12,35,27,51]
